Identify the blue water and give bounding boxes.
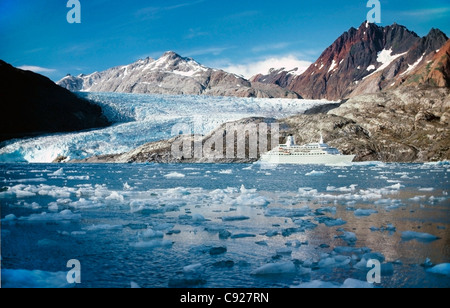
[1,162,449,288]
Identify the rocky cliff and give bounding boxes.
[0,60,110,143]
[252,22,449,100]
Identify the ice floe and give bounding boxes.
[16,210,81,222]
[426,264,450,277]
[251,262,296,276]
[354,209,378,217]
[164,172,185,178]
[305,170,326,176]
[401,231,440,242]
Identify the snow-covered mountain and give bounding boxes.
[251,22,449,100]
[57,51,300,99]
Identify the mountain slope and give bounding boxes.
[0,60,110,143]
[252,22,449,100]
[57,51,301,99]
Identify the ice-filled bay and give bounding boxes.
[0,162,449,288]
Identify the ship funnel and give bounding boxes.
[319,132,324,144]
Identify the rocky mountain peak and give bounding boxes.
[252,21,448,100]
[57,51,300,99]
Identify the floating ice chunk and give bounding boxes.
[305,170,325,176]
[297,187,318,197]
[276,248,292,255]
[15,190,36,198]
[164,172,185,179]
[385,183,403,190]
[419,187,434,192]
[221,215,250,221]
[218,169,233,174]
[265,230,279,237]
[334,246,370,255]
[130,281,141,288]
[192,214,206,222]
[67,176,90,180]
[209,247,227,255]
[318,257,335,268]
[240,185,257,194]
[18,210,81,222]
[292,219,318,230]
[183,263,203,274]
[285,240,302,247]
[353,258,369,270]
[385,203,402,211]
[218,229,232,239]
[123,182,132,190]
[9,178,47,183]
[339,231,357,245]
[326,185,357,192]
[131,239,173,249]
[315,206,336,214]
[426,264,450,277]
[401,231,440,242]
[235,194,270,207]
[51,168,64,176]
[2,214,17,222]
[341,278,373,288]
[354,209,378,217]
[231,233,256,239]
[140,228,164,239]
[1,269,71,288]
[251,262,296,276]
[386,224,396,232]
[84,224,123,231]
[47,202,59,212]
[315,216,347,227]
[265,206,310,218]
[409,195,426,202]
[105,191,124,202]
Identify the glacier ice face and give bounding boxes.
[0,92,333,163]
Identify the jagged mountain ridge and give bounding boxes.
[252,21,449,100]
[57,51,301,99]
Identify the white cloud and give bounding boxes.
[17,65,57,74]
[222,55,312,79]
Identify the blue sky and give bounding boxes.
[1,0,449,81]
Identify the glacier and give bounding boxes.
[0,93,334,163]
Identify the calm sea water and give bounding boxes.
[1,162,449,288]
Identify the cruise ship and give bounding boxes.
[260,134,355,165]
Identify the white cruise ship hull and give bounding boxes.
[260,153,356,165]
